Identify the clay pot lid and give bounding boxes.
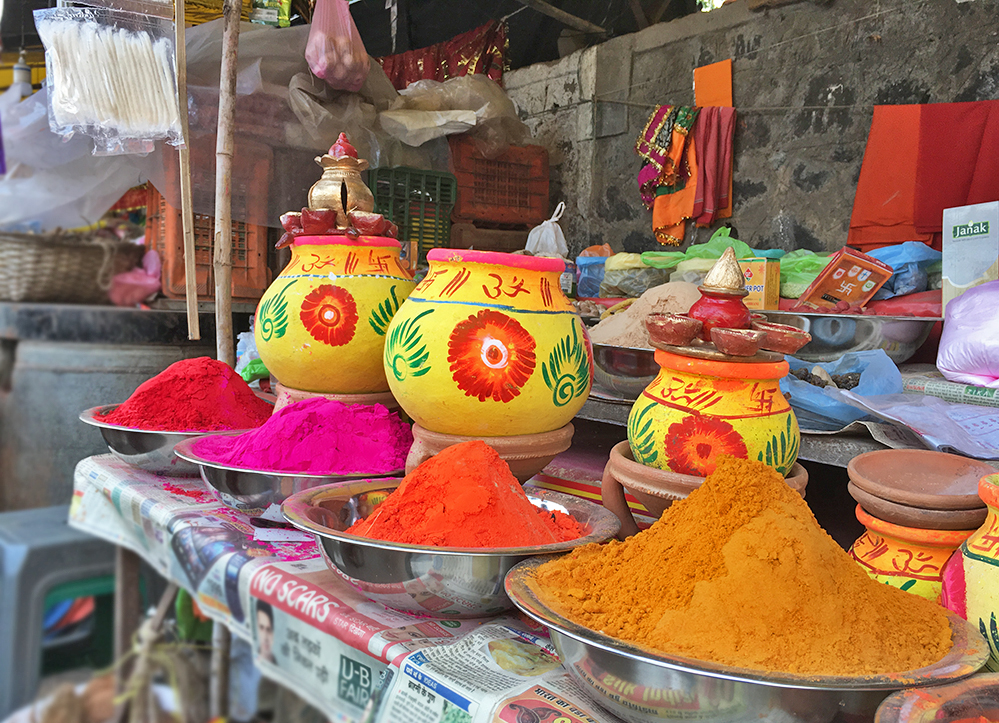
[848,482,986,531]
[848,449,996,511]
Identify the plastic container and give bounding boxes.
[449,135,549,227]
[145,185,270,301]
[368,167,457,265]
[576,256,606,298]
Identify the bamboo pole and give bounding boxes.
[175,0,200,340]
[513,0,607,34]
[213,0,240,368]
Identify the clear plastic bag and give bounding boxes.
[305,0,370,92]
[865,241,942,300]
[937,280,999,388]
[33,6,182,155]
[525,202,568,258]
[600,254,670,298]
[576,257,606,298]
[780,350,903,430]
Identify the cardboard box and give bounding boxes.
[943,201,999,316]
[796,247,893,310]
[738,257,780,310]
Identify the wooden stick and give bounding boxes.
[628,0,650,29]
[175,0,200,341]
[213,0,240,367]
[513,0,607,34]
[210,624,231,719]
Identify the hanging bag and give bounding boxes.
[305,0,370,92]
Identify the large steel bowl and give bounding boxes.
[281,480,620,619]
[760,311,939,364]
[79,405,240,477]
[172,436,403,516]
[592,343,657,401]
[505,557,989,723]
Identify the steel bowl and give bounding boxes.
[592,343,658,401]
[875,673,999,722]
[282,480,621,619]
[78,405,242,477]
[759,311,939,364]
[505,557,989,723]
[172,436,404,516]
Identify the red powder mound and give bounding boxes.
[346,440,583,548]
[96,357,273,432]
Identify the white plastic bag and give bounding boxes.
[937,280,999,388]
[525,202,567,258]
[305,0,370,92]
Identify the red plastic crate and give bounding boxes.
[145,185,270,302]
[449,135,549,227]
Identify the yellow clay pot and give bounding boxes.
[383,249,592,437]
[628,349,799,477]
[255,235,415,394]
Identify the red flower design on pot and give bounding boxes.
[300,284,358,347]
[664,415,748,476]
[448,309,537,402]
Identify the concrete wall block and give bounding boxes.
[508,0,999,256]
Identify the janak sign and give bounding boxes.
[952,220,990,238]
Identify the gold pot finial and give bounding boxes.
[701,247,749,296]
[308,132,375,222]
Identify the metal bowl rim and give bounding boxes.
[282,480,621,557]
[504,557,988,692]
[591,342,655,353]
[79,405,260,437]
[172,436,405,480]
[763,311,943,323]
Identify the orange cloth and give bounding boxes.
[693,60,733,107]
[653,133,698,246]
[848,105,934,250]
[694,60,733,219]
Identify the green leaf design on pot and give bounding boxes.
[385,309,434,382]
[258,280,295,342]
[628,401,659,465]
[541,321,589,407]
[756,414,799,476]
[368,286,402,337]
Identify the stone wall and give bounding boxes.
[504,0,999,257]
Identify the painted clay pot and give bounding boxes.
[942,474,999,671]
[850,504,974,603]
[627,349,799,477]
[383,249,592,437]
[255,235,415,394]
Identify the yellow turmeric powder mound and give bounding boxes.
[535,455,953,676]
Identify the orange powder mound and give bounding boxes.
[535,455,953,677]
[346,440,582,547]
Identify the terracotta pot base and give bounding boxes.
[406,423,575,484]
[601,440,808,538]
[274,383,401,413]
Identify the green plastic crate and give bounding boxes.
[368,167,457,265]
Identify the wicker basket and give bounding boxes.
[0,232,145,304]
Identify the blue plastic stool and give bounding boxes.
[0,505,115,719]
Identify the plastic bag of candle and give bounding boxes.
[33,6,182,155]
[305,0,370,92]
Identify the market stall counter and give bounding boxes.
[69,454,619,723]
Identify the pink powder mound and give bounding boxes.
[192,397,412,474]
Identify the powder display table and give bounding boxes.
[70,455,618,723]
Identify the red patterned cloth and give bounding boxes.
[375,20,507,91]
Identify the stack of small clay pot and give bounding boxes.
[847,448,996,602]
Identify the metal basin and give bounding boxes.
[78,405,233,477]
[760,311,939,364]
[505,558,989,723]
[592,343,658,401]
[281,481,620,619]
[172,436,402,516]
